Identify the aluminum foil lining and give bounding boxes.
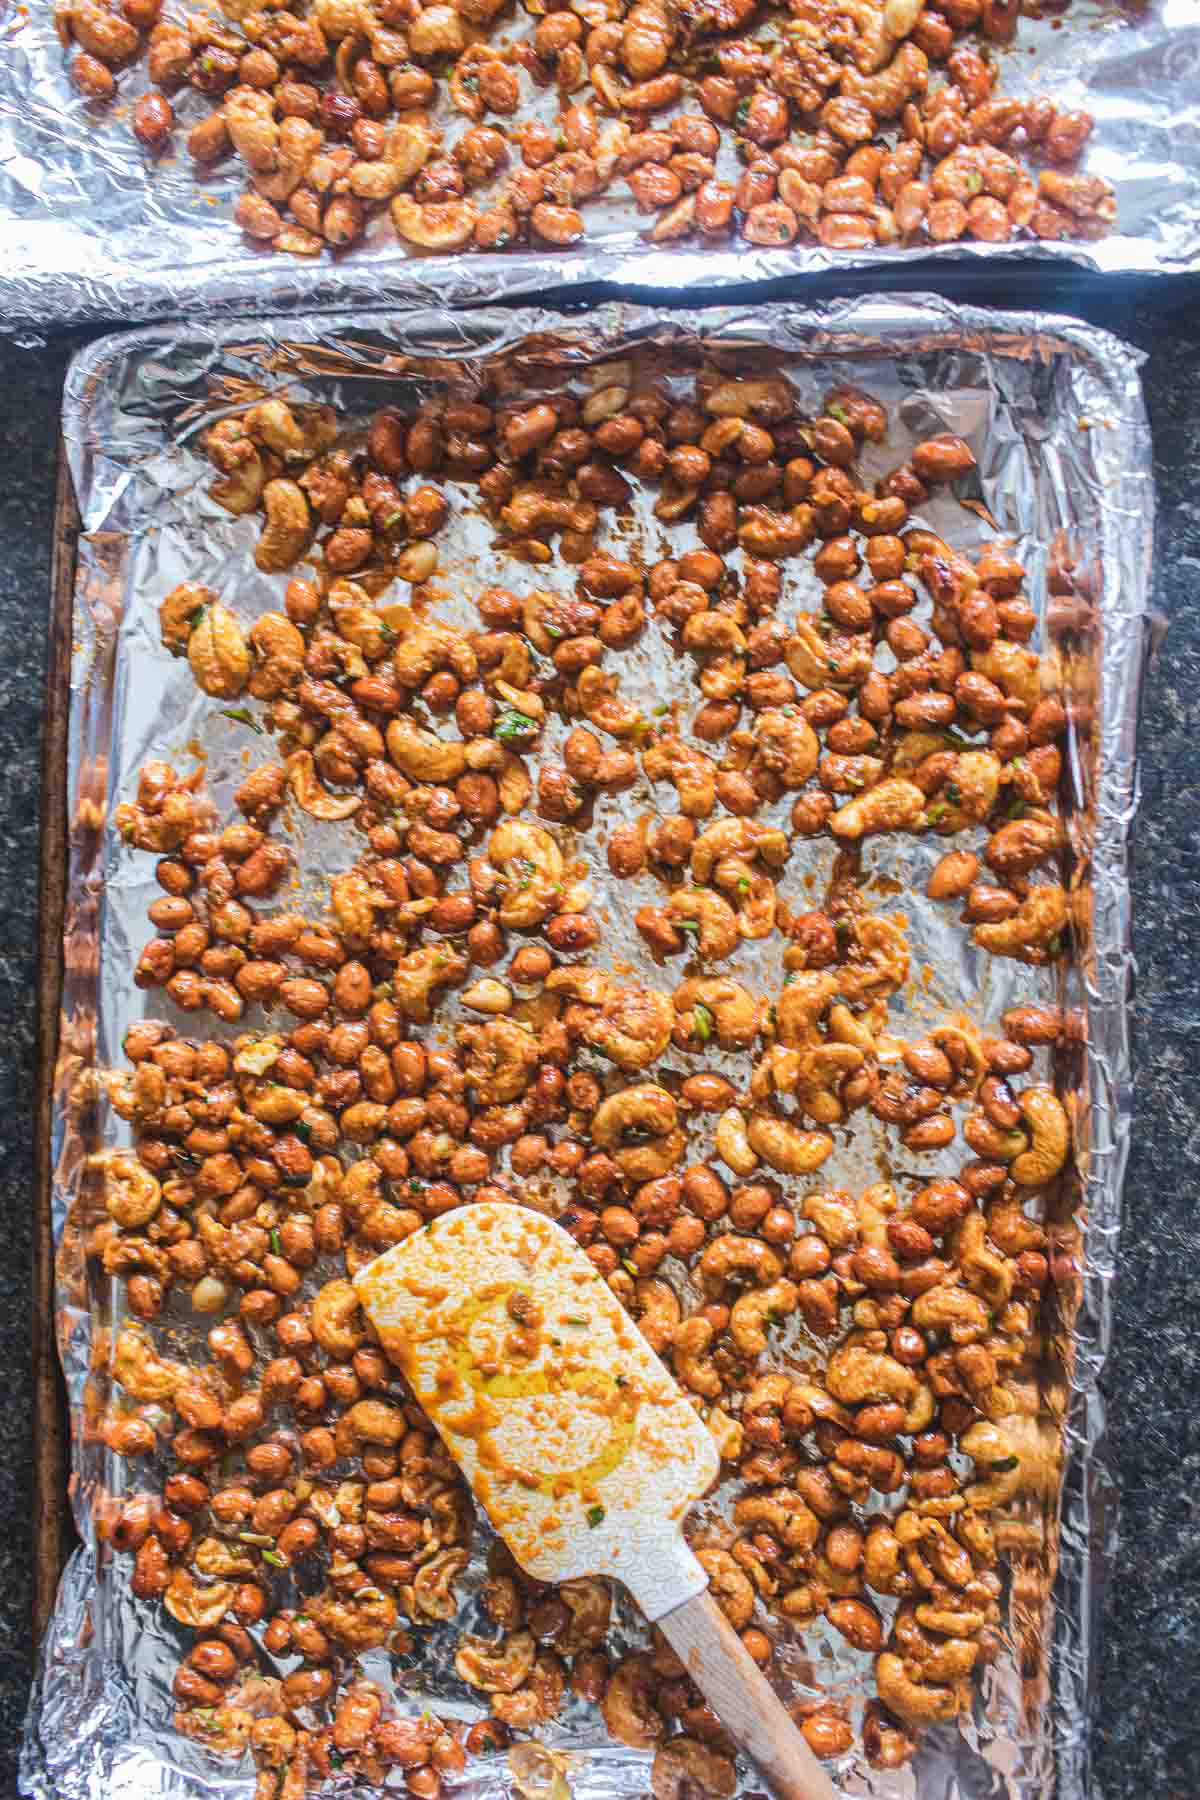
[23,294,1154,1800]
[1,0,1199,335]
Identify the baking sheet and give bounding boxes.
[0,0,1199,336]
[23,295,1154,1800]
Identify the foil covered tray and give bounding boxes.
[24,295,1153,1800]
[0,0,1198,335]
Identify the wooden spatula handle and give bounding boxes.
[656,1590,838,1800]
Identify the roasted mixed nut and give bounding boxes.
[57,0,1117,258]
[96,356,1074,1795]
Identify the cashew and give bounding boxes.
[488,819,564,927]
[634,1278,681,1353]
[386,715,468,785]
[164,1569,234,1630]
[664,889,739,960]
[554,1578,610,1654]
[391,194,477,250]
[674,976,762,1049]
[254,479,311,573]
[312,1584,399,1647]
[286,749,362,821]
[112,1326,184,1402]
[972,882,1068,961]
[311,1278,365,1357]
[455,1629,537,1693]
[910,1284,989,1343]
[753,709,819,787]
[187,600,251,699]
[746,1113,833,1175]
[591,1084,684,1180]
[601,1653,665,1749]
[583,983,674,1072]
[830,777,926,839]
[874,1651,963,1725]
[696,1548,755,1630]
[714,1107,757,1177]
[697,1234,782,1297]
[671,1317,722,1399]
[825,1345,918,1408]
[691,817,788,883]
[389,943,467,1021]
[1010,1085,1070,1186]
[729,1279,798,1356]
[651,1738,736,1800]
[641,735,716,816]
[733,1489,819,1553]
[102,1154,161,1227]
[461,1017,540,1105]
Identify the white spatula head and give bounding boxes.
[354,1200,718,1619]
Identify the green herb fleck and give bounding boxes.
[990,1455,1019,1472]
[926,800,949,824]
[737,876,751,894]
[678,917,700,935]
[621,1257,638,1276]
[495,710,538,741]
[964,170,983,195]
[945,782,962,806]
[188,604,209,629]
[378,619,397,642]
[409,1178,425,1195]
[261,1548,285,1568]
[1046,932,1064,957]
[1005,795,1028,821]
[270,1229,281,1256]
[543,621,563,639]
[586,1504,606,1527]
[653,702,669,716]
[826,402,850,426]
[735,99,751,126]
[693,1001,714,1043]
[220,706,262,733]
[564,1314,590,1326]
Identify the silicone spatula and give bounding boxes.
[354,1200,837,1800]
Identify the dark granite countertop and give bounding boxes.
[1,274,1197,1798]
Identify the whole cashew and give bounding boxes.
[745,1112,833,1175]
[825,1345,918,1408]
[874,1651,962,1725]
[695,1548,755,1629]
[592,1084,684,1180]
[601,1653,665,1749]
[583,984,674,1073]
[391,195,478,250]
[164,1569,234,1631]
[633,1278,681,1353]
[674,976,762,1049]
[254,479,311,573]
[714,1107,758,1178]
[187,600,251,699]
[455,1629,537,1694]
[311,1278,366,1357]
[488,820,564,928]
[698,1234,782,1297]
[1010,1085,1070,1186]
[664,889,739,960]
[671,1318,722,1398]
[286,749,362,821]
[102,1154,161,1227]
[386,715,468,784]
[973,882,1068,961]
[830,777,926,839]
[729,1279,798,1355]
[112,1326,184,1402]
[733,1489,819,1553]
